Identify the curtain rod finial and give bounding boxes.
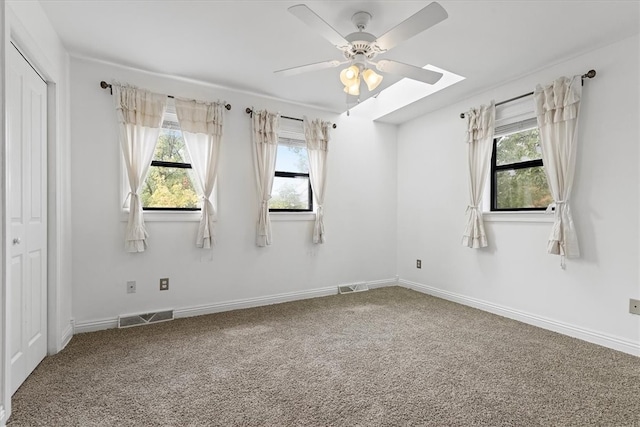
[584,69,596,79]
[100,81,112,94]
[460,113,466,119]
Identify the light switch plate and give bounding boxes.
[630,299,640,315]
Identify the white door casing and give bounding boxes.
[7,43,47,396]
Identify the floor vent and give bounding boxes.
[118,310,174,328]
[338,282,369,294]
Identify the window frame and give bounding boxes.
[483,95,554,220]
[141,105,201,212]
[489,134,546,212]
[268,133,313,213]
[270,170,313,213]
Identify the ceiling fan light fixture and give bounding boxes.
[343,78,361,96]
[363,68,383,91]
[340,65,360,86]
[284,3,451,103]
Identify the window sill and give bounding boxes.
[270,212,316,222]
[121,210,201,222]
[483,211,554,223]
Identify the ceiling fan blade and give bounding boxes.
[374,2,448,52]
[375,60,443,85]
[288,4,350,48]
[275,60,344,76]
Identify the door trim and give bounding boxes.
[0,1,7,424]
[7,40,48,395]
[7,14,63,356]
[3,3,68,420]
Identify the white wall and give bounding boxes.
[2,0,73,422]
[0,2,7,423]
[397,35,640,355]
[70,57,398,328]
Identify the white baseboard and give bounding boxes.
[74,317,118,334]
[0,406,6,427]
[174,286,338,319]
[74,278,398,333]
[175,279,395,318]
[60,320,74,350]
[399,279,640,357]
[367,277,398,289]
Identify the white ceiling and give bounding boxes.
[39,0,639,124]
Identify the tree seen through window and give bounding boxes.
[141,119,200,209]
[492,128,552,210]
[269,140,312,211]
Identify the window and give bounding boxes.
[490,126,552,211]
[269,137,312,212]
[141,108,200,211]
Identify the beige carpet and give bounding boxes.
[7,286,640,426]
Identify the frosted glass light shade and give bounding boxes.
[340,65,360,87]
[363,68,383,91]
[343,79,360,96]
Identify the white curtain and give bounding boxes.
[175,99,225,249]
[462,101,495,248]
[304,117,331,244]
[251,110,280,247]
[113,84,167,252]
[534,75,582,260]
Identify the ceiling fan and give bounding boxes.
[275,2,448,97]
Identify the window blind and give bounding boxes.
[494,94,537,137]
[279,116,305,141]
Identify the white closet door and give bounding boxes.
[7,44,48,395]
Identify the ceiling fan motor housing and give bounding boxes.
[344,32,379,60]
[342,11,382,61]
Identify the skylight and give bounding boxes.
[345,65,465,121]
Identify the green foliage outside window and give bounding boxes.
[141,128,199,209]
[494,128,553,209]
[270,178,309,210]
[269,143,311,211]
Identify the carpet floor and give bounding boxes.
[7,286,640,426]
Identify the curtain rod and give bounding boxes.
[245,107,337,129]
[99,81,232,111]
[459,69,596,119]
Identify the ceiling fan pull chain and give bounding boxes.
[346,92,350,117]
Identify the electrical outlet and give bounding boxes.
[160,278,169,291]
[630,299,640,315]
[416,259,422,269]
[127,281,136,294]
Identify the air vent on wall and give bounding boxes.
[118,310,174,328]
[338,282,369,294]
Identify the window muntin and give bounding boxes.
[141,111,201,211]
[269,138,312,212]
[490,127,552,211]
